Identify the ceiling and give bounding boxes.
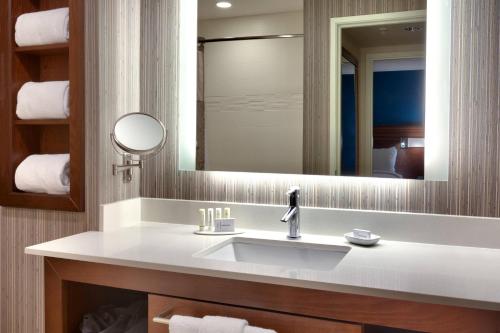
[343,22,426,49]
[199,0,303,20]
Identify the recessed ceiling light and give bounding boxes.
[216,1,232,8]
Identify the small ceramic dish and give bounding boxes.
[344,232,381,246]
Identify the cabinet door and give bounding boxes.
[148,294,362,333]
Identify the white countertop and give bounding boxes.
[26,222,500,311]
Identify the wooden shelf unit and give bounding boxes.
[0,0,85,211]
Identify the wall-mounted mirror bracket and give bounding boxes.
[112,155,144,183]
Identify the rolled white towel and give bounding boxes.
[169,315,203,333]
[199,316,248,333]
[16,81,69,120]
[15,7,69,47]
[245,326,277,333]
[15,154,70,195]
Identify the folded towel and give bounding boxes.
[16,81,70,119]
[199,316,248,333]
[245,326,277,333]
[80,313,108,333]
[124,318,147,333]
[15,154,70,195]
[80,300,147,333]
[100,314,130,333]
[15,7,69,47]
[169,315,203,333]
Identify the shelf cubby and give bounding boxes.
[15,119,70,126]
[0,0,85,211]
[15,43,69,56]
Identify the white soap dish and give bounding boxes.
[194,230,244,236]
[344,232,380,246]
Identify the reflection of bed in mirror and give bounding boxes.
[373,126,424,179]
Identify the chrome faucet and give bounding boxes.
[281,186,301,239]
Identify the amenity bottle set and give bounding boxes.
[198,207,237,233]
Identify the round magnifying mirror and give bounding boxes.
[111,113,166,158]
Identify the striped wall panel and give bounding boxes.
[98,0,142,205]
[140,0,180,197]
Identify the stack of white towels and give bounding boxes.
[169,315,277,333]
[15,82,71,194]
[14,8,72,195]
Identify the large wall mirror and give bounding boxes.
[179,0,451,181]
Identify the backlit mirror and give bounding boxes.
[179,0,451,181]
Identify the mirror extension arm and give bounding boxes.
[112,154,144,183]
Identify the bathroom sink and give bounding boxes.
[194,237,350,271]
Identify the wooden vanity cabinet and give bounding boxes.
[45,258,500,333]
[148,294,362,333]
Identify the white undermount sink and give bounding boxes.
[194,237,351,271]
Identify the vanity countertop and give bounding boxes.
[26,222,500,311]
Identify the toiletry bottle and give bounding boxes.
[198,209,206,231]
[223,208,231,218]
[207,208,214,231]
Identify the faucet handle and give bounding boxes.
[286,186,300,207]
[286,186,300,196]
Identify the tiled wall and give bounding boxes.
[141,0,500,218]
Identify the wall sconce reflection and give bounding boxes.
[400,138,425,149]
